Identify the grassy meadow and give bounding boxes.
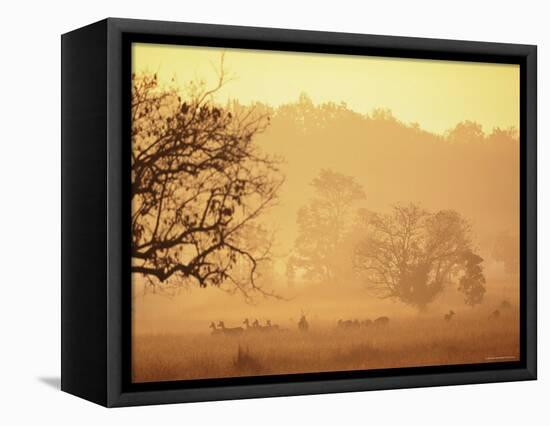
[132,307,519,383]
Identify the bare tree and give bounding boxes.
[354,204,486,310]
[131,61,283,299]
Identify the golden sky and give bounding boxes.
[132,42,519,135]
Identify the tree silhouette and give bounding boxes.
[354,204,486,310]
[458,251,486,306]
[292,169,366,283]
[446,120,485,144]
[131,64,283,298]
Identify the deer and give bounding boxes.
[489,309,501,320]
[499,300,513,311]
[217,321,244,336]
[209,321,223,336]
[444,310,456,322]
[373,316,390,327]
[252,318,269,331]
[242,318,253,331]
[298,310,309,332]
[266,320,280,330]
[337,319,360,329]
[360,319,373,328]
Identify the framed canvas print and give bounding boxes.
[61,18,537,407]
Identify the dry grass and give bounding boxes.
[132,309,519,383]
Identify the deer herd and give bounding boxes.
[209,319,283,336]
[209,312,311,336]
[209,300,513,336]
[336,316,390,329]
[208,313,391,336]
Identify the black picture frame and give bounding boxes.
[61,18,537,407]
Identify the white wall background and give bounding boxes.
[0,0,545,424]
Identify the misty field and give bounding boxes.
[132,309,519,383]
[130,47,521,384]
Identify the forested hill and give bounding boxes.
[254,94,519,258]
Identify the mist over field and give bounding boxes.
[130,45,520,382]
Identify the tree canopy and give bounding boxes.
[291,169,366,283]
[131,67,283,299]
[354,204,486,309]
